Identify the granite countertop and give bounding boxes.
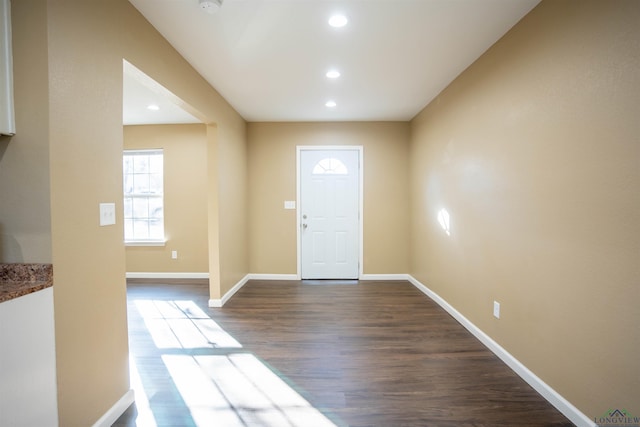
[0,263,53,303]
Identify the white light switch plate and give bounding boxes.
[284,200,296,210]
[99,203,116,226]
[493,301,500,319]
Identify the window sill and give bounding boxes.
[125,240,166,247]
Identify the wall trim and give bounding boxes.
[126,272,209,279]
[208,274,300,307]
[360,274,409,281]
[91,389,135,427]
[209,274,251,308]
[406,275,594,427]
[248,273,300,281]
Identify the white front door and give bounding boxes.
[299,148,360,279]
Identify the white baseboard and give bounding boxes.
[248,273,300,281]
[209,273,300,308]
[406,275,593,427]
[208,274,301,307]
[209,274,251,308]
[248,274,410,281]
[360,274,409,281]
[126,272,209,279]
[92,389,135,427]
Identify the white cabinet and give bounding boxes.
[0,0,15,136]
[0,288,59,426]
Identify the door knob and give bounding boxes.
[302,223,308,229]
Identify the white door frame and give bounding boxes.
[296,145,364,280]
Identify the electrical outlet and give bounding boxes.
[493,301,500,319]
[171,250,178,259]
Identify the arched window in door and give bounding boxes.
[312,158,348,175]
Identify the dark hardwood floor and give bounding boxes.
[114,279,573,427]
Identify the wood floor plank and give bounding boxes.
[114,279,574,426]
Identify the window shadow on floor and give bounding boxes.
[114,294,339,427]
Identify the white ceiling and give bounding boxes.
[123,61,201,125]
[124,0,540,124]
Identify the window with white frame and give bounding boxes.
[123,149,165,244]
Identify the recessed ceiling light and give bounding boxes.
[147,104,160,111]
[328,14,348,28]
[326,70,341,79]
[325,100,337,108]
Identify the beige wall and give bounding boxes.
[410,0,640,418]
[121,2,249,300]
[6,0,638,423]
[47,2,130,424]
[217,122,248,296]
[0,0,50,263]
[7,1,248,425]
[248,122,410,275]
[124,124,209,274]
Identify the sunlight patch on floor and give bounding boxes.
[129,299,337,427]
[128,354,158,427]
[135,299,243,349]
[163,354,336,427]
